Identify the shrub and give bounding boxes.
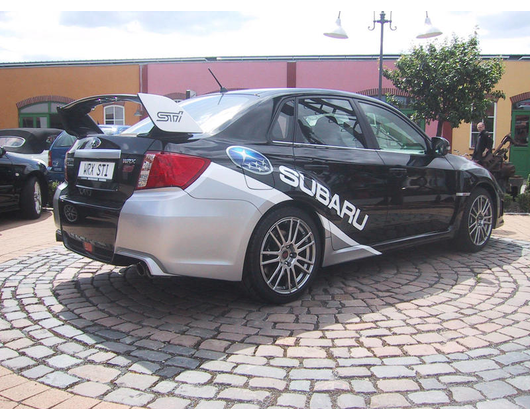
[516,191,530,213]
[47,181,61,207]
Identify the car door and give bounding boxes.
[289,96,389,248]
[0,149,16,209]
[357,100,458,242]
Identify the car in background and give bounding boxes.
[47,131,77,183]
[98,125,130,135]
[54,89,504,303]
[48,126,130,183]
[0,145,49,219]
[0,128,62,165]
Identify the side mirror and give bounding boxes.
[0,146,5,158]
[431,137,450,157]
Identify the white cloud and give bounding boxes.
[0,7,529,63]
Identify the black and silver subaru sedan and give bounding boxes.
[54,89,504,303]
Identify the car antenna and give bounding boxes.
[208,68,227,94]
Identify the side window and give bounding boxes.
[271,100,294,141]
[359,102,427,153]
[0,136,25,149]
[296,97,366,148]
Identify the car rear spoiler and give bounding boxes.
[58,93,203,138]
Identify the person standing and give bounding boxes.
[472,122,493,163]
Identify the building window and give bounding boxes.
[513,98,530,110]
[19,101,66,129]
[104,105,125,125]
[470,103,496,149]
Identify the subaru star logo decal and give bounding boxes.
[88,138,101,149]
[226,146,273,175]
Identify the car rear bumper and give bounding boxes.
[57,186,263,281]
[115,188,264,281]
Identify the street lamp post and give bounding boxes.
[324,11,442,102]
[368,11,396,101]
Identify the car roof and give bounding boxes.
[205,88,374,100]
[0,128,62,153]
[0,128,62,139]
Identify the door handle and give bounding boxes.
[305,164,328,174]
[389,168,407,178]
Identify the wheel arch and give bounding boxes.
[30,171,50,207]
[241,198,326,303]
[244,199,327,270]
[475,181,501,229]
[18,171,47,219]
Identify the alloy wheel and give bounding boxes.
[33,181,42,215]
[259,216,317,295]
[468,194,493,247]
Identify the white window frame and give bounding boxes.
[470,102,497,149]
[104,105,125,125]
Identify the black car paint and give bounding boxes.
[0,146,48,213]
[57,95,139,138]
[56,89,503,268]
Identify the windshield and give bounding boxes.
[122,94,256,136]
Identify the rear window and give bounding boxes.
[0,136,25,149]
[122,94,256,136]
[53,131,77,148]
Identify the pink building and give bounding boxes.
[143,58,394,95]
[140,58,441,139]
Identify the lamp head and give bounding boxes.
[417,13,442,39]
[324,13,349,39]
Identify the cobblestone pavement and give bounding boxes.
[1,215,530,408]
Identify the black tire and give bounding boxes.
[243,206,322,304]
[20,176,43,219]
[455,187,493,252]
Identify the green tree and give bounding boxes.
[383,34,505,136]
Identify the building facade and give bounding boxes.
[1,55,529,175]
[0,63,140,131]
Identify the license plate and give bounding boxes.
[78,161,115,181]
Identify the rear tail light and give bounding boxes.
[64,153,74,182]
[48,150,52,168]
[136,152,210,190]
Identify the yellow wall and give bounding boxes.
[0,65,140,128]
[451,60,530,156]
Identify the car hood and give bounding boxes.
[58,93,202,138]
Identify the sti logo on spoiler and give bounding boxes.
[138,93,203,134]
[226,146,273,175]
[157,111,183,123]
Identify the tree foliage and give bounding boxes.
[383,34,505,136]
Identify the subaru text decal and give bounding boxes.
[226,146,273,175]
[279,165,369,231]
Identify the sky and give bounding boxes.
[1,1,530,63]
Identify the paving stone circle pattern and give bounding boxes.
[1,237,530,409]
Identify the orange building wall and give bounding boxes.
[0,65,140,129]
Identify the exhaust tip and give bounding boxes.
[136,262,153,278]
